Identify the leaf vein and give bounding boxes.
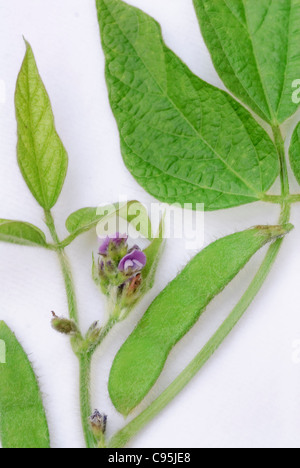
[104,7,260,195]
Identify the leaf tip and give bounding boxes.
[282,223,294,235]
[22,36,31,50]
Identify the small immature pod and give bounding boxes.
[108,224,293,415]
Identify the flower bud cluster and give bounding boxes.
[96,233,147,318]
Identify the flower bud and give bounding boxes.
[86,321,102,345]
[96,233,132,291]
[99,233,128,261]
[51,312,78,336]
[89,410,107,440]
[93,228,161,321]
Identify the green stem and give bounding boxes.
[59,232,86,249]
[262,194,300,205]
[79,353,98,449]
[261,194,283,204]
[78,319,119,448]
[45,209,120,447]
[45,210,96,448]
[289,194,300,203]
[44,210,79,325]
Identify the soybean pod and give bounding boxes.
[109,224,292,415]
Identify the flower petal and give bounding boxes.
[119,249,147,273]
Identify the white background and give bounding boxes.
[0,0,300,449]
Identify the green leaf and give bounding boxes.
[108,224,292,415]
[0,321,50,448]
[66,200,152,239]
[289,121,300,185]
[193,0,300,124]
[96,0,279,211]
[0,220,47,247]
[66,207,102,235]
[15,41,68,209]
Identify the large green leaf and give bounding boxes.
[15,41,68,210]
[289,121,300,185]
[193,0,300,124]
[0,220,47,247]
[96,0,279,211]
[0,322,50,448]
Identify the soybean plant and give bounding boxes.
[0,0,300,449]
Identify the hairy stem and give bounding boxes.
[45,210,96,448]
[44,210,79,325]
[289,194,300,203]
[45,209,120,447]
[59,231,89,249]
[79,353,98,448]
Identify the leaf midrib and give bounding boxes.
[115,60,265,192]
[275,0,292,117]
[0,221,46,244]
[21,54,48,207]
[201,0,272,123]
[17,48,66,210]
[201,0,295,124]
[103,0,262,197]
[117,99,261,196]
[240,0,276,123]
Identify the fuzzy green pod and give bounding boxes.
[109,224,292,415]
[0,322,50,448]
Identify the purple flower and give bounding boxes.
[98,233,128,255]
[118,249,147,274]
